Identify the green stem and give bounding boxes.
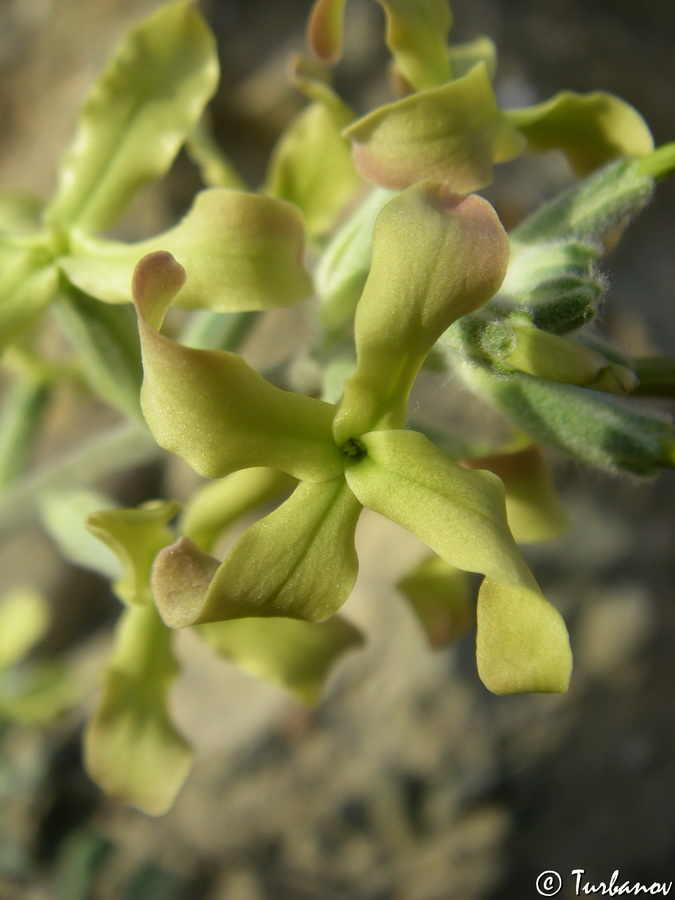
[0,375,49,491]
[0,420,161,539]
[635,142,675,181]
[632,357,675,397]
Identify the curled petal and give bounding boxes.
[333,182,509,442]
[345,429,572,693]
[133,252,343,483]
[62,189,312,310]
[374,0,452,91]
[307,0,349,64]
[343,64,525,192]
[506,91,654,175]
[153,478,362,626]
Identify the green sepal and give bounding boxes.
[54,283,144,420]
[467,364,674,476]
[152,477,362,627]
[45,1,218,235]
[502,324,637,393]
[186,119,248,190]
[40,489,122,580]
[461,441,569,544]
[397,555,472,650]
[84,603,193,815]
[0,239,57,353]
[198,614,362,705]
[344,429,571,693]
[374,0,453,91]
[333,182,509,443]
[343,63,526,192]
[512,158,655,246]
[265,100,361,239]
[0,587,50,671]
[506,90,654,175]
[133,252,343,483]
[182,468,296,551]
[61,189,312,310]
[86,500,180,606]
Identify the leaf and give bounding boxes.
[84,604,193,815]
[344,429,571,693]
[199,615,362,705]
[61,188,312,310]
[506,90,654,175]
[333,182,509,442]
[374,0,452,91]
[152,478,362,626]
[343,63,525,191]
[0,238,57,353]
[132,252,343,483]
[45,1,218,235]
[86,500,180,606]
[397,555,472,649]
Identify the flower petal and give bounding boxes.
[132,252,343,483]
[345,429,571,693]
[61,189,312,310]
[397,555,472,650]
[506,91,654,175]
[374,0,452,91]
[84,604,193,815]
[307,0,349,64]
[343,63,525,191]
[45,2,218,234]
[198,614,362,705]
[333,182,508,442]
[152,478,362,627]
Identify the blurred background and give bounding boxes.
[0,1,674,898]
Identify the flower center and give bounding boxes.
[341,437,367,459]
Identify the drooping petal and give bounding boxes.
[373,0,452,91]
[333,182,509,442]
[61,189,312,310]
[506,91,654,175]
[152,478,362,627]
[307,0,349,64]
[0,587,50,671]
[343,63,525,192]
[86,500,180,606]
[132,252,343,483]
[45,2,218,235]
[344,429,572,693]
[397,555,473,650]
[84,604,193,815]
[198,614,362,705]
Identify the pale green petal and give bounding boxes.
[345,429,571,693]
[86,500,180,606]
[333,182,509,442]
[45,2,218,235]
[448,36,497,81]
[506,91,654,175]
[182,468,296,552]
[266,101,361,239]
[0,238,57,352]
[84,604,193,815]
[152,478,362,627]
[61,189,312,310]
[307,0,349,64]
[0,587,50,670]
[397,555,472,649]
[343,64,526,191]
[40,489,122,580]
[133,252,343,483]
[374,0,452,90]
[199,615,362,705]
